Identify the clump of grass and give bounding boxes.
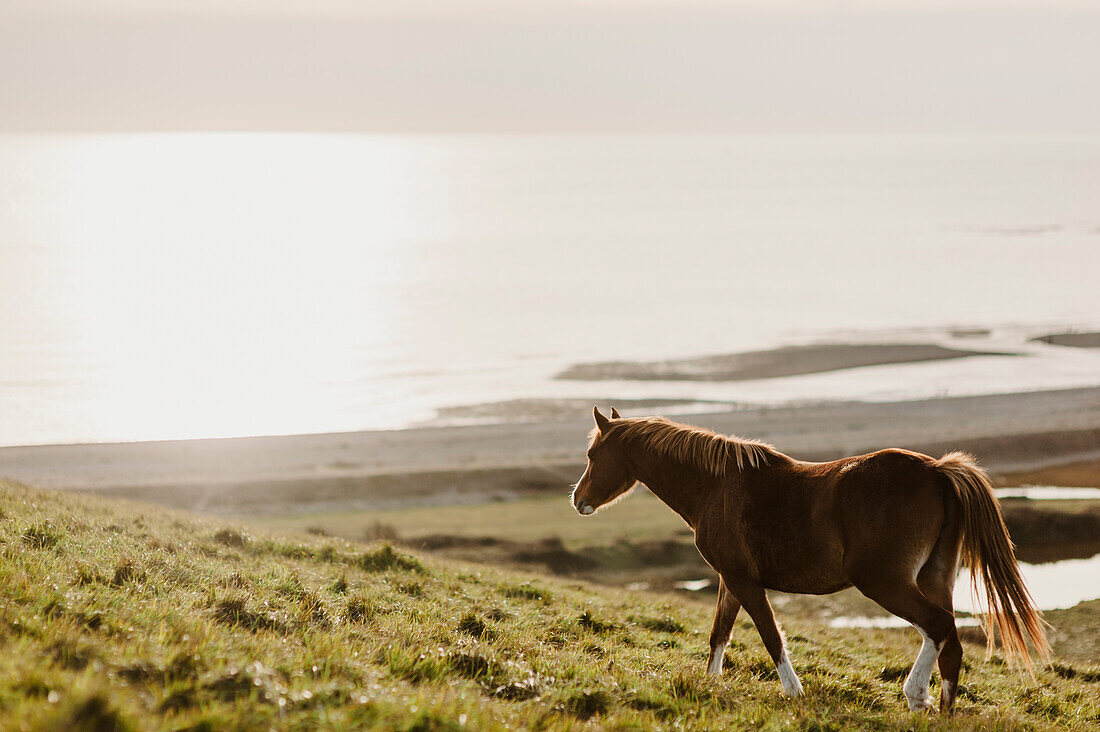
[877,665,908,682]
[294,589,330,627]
[491,676,541,701]
[164,651,204,681]
[330,574,349,594]
[48,638,96,671]
[632,614,684,634]
[222,571,250,589]
[447,651,505,683]
[1049,661,1100,682]
[1020,688,1063,720]
[356,544,422,573]
[560,690,610,719]
[247,538,313,560]
[274,572,308,599]
[363,522,400,541]
[457,612,495,641]
[343,596,376,624]
[578,611,614,634]
[204,661,287,705]
[379,646,450,684]
[625,690,676,719]
[668,672,711,703]
[583,642,606,658]
[110,559,145,587]
[746,658,779,681]
[117,661,161,684]
[211,597,287,634]
[212,528,249,549]
[22,522,62,549]
[41,690,135,732]
[499,582,549,603]
[397,581,424,597]
[71,610,105,631]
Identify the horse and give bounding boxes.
[571,406,1049,713]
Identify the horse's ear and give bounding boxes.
[593,406,610,432]
[610,406,622,419]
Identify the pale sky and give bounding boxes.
[2,1,1098,132]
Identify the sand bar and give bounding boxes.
[1031,332,1100,348]
[555,343,1014,381]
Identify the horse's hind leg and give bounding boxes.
[855,577,956,712]
[707,578,742,676]
[918,562,962,712]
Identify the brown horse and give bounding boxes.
[571,407,1049,713]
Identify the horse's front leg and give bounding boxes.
[706,578,741,676]
[726,578,804,698]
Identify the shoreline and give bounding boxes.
[2,386,1099,516]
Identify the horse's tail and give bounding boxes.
[934,451,1050,669]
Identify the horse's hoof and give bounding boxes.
[906,695,934,712]
[782,682,805,699]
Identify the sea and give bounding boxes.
[2,133,1099,447]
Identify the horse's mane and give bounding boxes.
[590,417,776,475]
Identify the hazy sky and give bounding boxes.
[2,1,1098,132]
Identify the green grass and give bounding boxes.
[1,479,1098,730]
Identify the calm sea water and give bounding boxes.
[2,134,1099,446]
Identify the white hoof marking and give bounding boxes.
[777,650,804,698]
[904,628,942,712]
[707,642,726,677]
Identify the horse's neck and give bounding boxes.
[628,445,715,530]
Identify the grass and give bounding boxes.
[1,478,1098,730]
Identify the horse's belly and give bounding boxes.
[757,539,849,594]
[765,575,852,595]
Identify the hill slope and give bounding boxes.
[0,479,1097,730]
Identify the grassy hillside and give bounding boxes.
[1,479,1097,731]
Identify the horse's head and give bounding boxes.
[572,406,637,516]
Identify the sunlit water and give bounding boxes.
[2,134,1099,446]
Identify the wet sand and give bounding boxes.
[2,386,1099,516]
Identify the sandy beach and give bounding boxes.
[2,385,1098,516]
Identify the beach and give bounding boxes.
[3,384,1098,516]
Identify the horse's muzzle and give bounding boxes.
[573,497,595,515]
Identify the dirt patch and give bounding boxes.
[403,534,596,575]
[409,535,504,550]
[511,537,596,574]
